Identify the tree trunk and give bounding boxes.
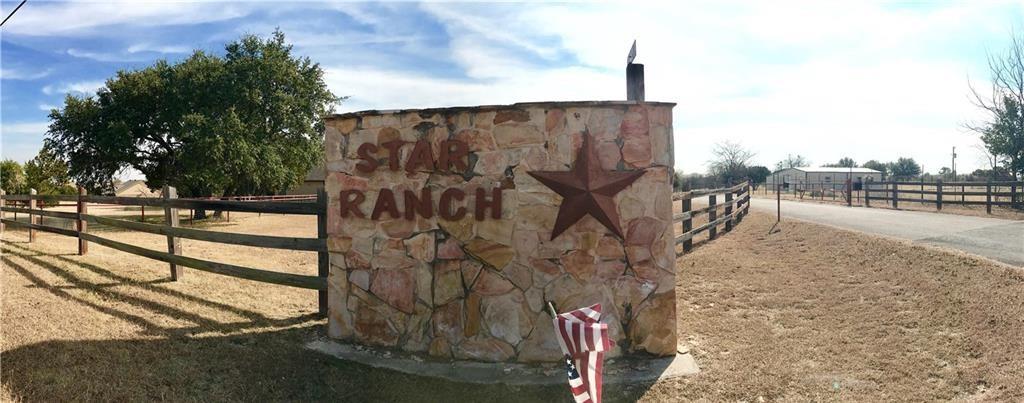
[212,187,236,218]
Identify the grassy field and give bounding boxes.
[3,208,1024,401]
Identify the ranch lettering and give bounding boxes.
[340,138,502,221]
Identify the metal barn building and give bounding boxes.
[766,167,883,190]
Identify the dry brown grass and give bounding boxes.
[0,211,565,402]
[3,207,1023,401]
[642,211,1024,402]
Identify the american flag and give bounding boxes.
[552,303,611,403]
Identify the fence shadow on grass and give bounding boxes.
[1,324,646,402]
[1,242,320,337]
[1,242,659,402]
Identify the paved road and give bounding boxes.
[749,198,1024,267]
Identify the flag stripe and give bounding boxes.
[572,323,582,355]
[553,304,608,403]
[577,356,590,403]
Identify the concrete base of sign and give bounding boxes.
[306,338,699,385]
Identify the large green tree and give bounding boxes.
[887,157,921,179]
[861,160,887,175]
[0,159,26,194]
[977,96,1024,178]
[745,165,771,185]
[46,30,340,201]
[24,147,76,195]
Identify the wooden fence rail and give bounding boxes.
[674,181,751,255]
[0,187,329,315]
[758,179,1022,214]
[863,179,1022,213]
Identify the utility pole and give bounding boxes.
[951,146,957,181]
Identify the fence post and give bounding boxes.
[317,188,329,316]
[936,179,943,210]
[740,182,750,220]
[724,185,734,232]
[891,182,899,209]
[163,185,183,280]
[986,180,992,214]
[28,188,37,242]
[0,189,5,233]
[682,195,693,253]
[1013,183,1019,209]
[77,186,88,255]
[920,177,925,205]
[865,179,871,208]
[745,183,751,217]
[708,194,718,240]
[845,179,852,207]
[776,183,781,221]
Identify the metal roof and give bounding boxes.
[775,167,882,174]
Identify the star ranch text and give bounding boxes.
[339,139,503,221]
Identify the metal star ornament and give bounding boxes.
[528,132,646,240]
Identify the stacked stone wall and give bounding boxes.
[324,101,676,362]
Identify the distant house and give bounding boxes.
[115,180,159,197]
[766,167,883,190]
[287,165,325,195]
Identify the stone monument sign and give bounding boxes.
[324,101,676,362]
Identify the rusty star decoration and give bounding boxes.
[528,132,646,240]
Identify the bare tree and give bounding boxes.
[707,140,756,184]
[775,154,809,171]
[967,31,1024,180]
[974,143,1001,172]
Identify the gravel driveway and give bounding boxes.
[749,198,1024,266]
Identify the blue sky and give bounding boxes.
[2,1,1023,178]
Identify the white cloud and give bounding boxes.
[1,122,49,138]
[391,1,1004,174]
[325,65,618,113]
[126,43,191,54]
[66,48,141,62]
[1,1,1011,174]
[68,44,191,62]
[0,1,251,36]
[42,80,106,96]
[1,68,53,80]
[419,2,562,60]
[38,103,59,112]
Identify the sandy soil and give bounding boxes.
[3,208,1023,401]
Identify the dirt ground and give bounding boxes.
[3,208,1024,401]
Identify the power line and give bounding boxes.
[1,0,28,28]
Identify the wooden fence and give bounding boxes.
[757,179,1023,213]
[674,181,751,255]
[864,180,1023,213]
[0,186,330,315]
